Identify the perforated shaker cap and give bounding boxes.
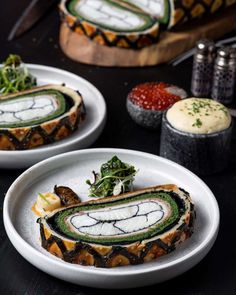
[196,39,215,54]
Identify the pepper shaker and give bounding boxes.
[211,47,236,105]
[191,39,215,97]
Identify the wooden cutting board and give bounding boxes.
[60,7,236,67]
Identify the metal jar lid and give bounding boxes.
[195,39,215,61]
[216,47,236,67]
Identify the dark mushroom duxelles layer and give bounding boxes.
[0,84,85,150]
[38,184,195,268]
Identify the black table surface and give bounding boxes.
[1,1,236,294]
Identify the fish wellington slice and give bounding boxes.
[59,0,160,49]
[60,0,236,50]
[0,84,85,150]
[38,184,195,268]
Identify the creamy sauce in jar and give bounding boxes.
[166,98,231,134]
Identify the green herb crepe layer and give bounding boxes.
[38,184,195,268]
[0,84,85,150]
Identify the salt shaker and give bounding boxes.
[191,39,215,97]
[211,47,236,105]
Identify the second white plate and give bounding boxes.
[0,64,106,168]
[3,148,219,288]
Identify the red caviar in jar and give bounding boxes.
[128,82,187,111]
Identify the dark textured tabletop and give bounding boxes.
[0,1,236,294]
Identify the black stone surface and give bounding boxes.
[1,1,236,294]
[160,112,233,175]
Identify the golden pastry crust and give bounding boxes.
[0,85,85,150]
[38,184,195,268]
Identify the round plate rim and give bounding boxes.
[3,148,220,277]
[0,64,107,156]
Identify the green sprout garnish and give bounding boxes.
[0,54,36,95]
[192,118,202,128]
[86,156,137,198]
[38,192,51,205]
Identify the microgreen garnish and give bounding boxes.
[0,54,36,95]
[86,156,137,198]
[38,192,51,205]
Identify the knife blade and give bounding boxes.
[8,0,58,41]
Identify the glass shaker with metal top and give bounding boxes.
[191,39,215,97]
[211,47,236,105]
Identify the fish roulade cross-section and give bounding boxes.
[59,0,160,49]
[60,0,236,49]
[38,184,195,268]
[0,84,85,150]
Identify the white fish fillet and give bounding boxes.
[67,200,166,237]
[0,95,58,125]
[74,0,146,30]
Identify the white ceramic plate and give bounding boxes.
[3,149,219,289]
[0,65,106,169]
